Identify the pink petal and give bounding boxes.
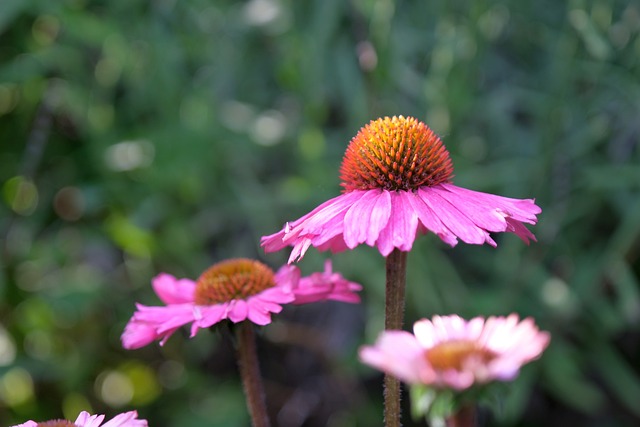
[429,185,509,232]
[152,273,196,304]
[227,299,249,323]
[288,238,313,263]
[314,234,350,253]
[192,304,227,330]
[75,412,105,427]
[406,190,459,246]
[256,286,295,304]
[359,330,431,385]
[282,193,361,247]
[505,217,537,244]
[376,191,419,255]
[440,369,475,390]
[246,305,274,325]
[273,264,300,293]
[102,411,148,427]
[343,189,391,249]
[121,319,162,350]
[418,188,492,245]
[262,192,363,262]
[133,304,195,334]
[441,183,540,223]
[10,422,38,427]
[292,260,362,305]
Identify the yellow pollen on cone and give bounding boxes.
[340,116,454,192]
[194,259,276,305]
[425,340,497,371]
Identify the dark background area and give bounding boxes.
[1,0,640,426]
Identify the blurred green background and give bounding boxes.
[1,0,640,425]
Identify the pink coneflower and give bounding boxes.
[359,314,550,390]
[261,116,541,262]
[12,410,147,427]
[122,258,361,349]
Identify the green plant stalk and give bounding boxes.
[236,321,271,427]
[384,248,408,427]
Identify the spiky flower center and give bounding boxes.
[194,258,276,305]
[425,340,497,371]
[37,421,77,427]
[340,116,454,192]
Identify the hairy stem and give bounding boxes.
[236,321,271,427]
[384,248,408,427]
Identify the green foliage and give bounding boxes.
[1,0,640,426]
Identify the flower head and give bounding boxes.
[122,258,361,349]
[11,410,147,427]
[262,116,541,262]
[359,314,550,390]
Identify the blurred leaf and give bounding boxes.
[590,345,640,417]
[0,0,30,34]
[542,342,605,413]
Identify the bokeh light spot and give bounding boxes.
[0,325,17,366]
[0,83,20,115]
[105,140,154,171]
[53,186,85,221]
[250,110,287,146]
[3,176,39,216]
[158,360,186,390]
[96,370,134,407]
[32,15,60,46]
[0,368,34,407]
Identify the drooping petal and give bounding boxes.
[418,187,493,245]
[376,191,419,255]
[10,421,38,427]
[406,190,459,246]
[122,261,362,348]
[359,330,432,385]
[440,183,540,223]
[151,273,196,304]
[343,189,391,249]
[121,318,163,350]
[192,304,227,331]
[102,411,148,427]
[262,192,364,262]
[227,299,249,323]
[75,412,105,427]
[505,217,537,244]
[292,260,362,304]
[246,306,273,325]
[284,192,364,243]
[245,297,282,325]
[361,314,549,391]
[273,264,300,293]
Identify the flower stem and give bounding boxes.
[445,406,476,427]
[236,321,271,427]
[384,248,408,427]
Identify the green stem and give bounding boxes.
[445,405,476,427]
[236,321,271,427]
[384,248,408,427]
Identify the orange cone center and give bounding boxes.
[425,340,497,371]
[340,116,454,192]
[194,259,276,305]
[37,421,77,427]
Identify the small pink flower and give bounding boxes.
[359,314,550,390]
[11,410,147,427]
[122,258,361,349]
[261,116,541,262]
